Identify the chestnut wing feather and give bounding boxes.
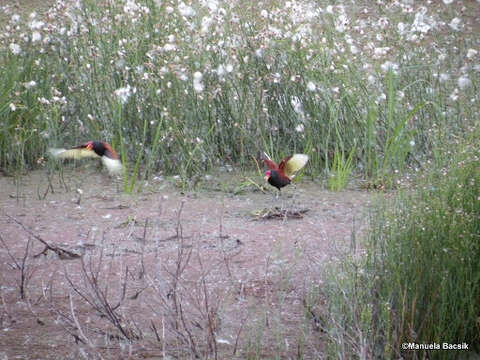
[263,152,279,170]
[72,142,90,150]
[278,156,292,173]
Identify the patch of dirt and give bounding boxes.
[0,167,374,359]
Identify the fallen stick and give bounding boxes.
[251,207,310,220]
[5,214,81,260]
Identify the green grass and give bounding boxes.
[328,143,356,191]
[1,1,479,356]
[322,129,480,358]
[0,0,477,191]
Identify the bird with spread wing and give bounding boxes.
[263,152,309,193]
[48,141,123,175]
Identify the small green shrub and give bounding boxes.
[323,130,480,358]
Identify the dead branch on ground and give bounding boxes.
[0,234,36,299]
[252,207,310,220]
[64,247,140,341]
[4,214,80,260]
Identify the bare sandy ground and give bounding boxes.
[0,166,373,359]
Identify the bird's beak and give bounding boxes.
[86,143,93,151]
[264,175,269,181]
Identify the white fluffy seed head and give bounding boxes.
[458,75,472,90]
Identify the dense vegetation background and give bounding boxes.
[1,0,478,358]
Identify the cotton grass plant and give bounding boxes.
[0,0,477,191]
[1,0,479,358]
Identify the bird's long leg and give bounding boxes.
[114,176,122,193]
[291,183,298,209]
[279,189,289,217]
[273,189,283,215]
[281,196,288,222]
[285,183,299,217]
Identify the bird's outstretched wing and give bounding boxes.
[262,152,279,170]
[72,142,91,150]
[283,154,309,178]
[48,142,122,176]
[278,156,292,172]
[48,148,99,160]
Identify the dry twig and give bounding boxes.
[4,214,80,260]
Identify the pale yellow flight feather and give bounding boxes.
[284,154,309,178]
[48,148,100,160]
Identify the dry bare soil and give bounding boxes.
[0,166,373,359]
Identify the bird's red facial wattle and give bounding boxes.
[264,170,271,181]
[86,142,94,151]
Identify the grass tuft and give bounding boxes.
[322,128,480,358]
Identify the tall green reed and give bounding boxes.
[322,129,480,358]
[0,0,476,192]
